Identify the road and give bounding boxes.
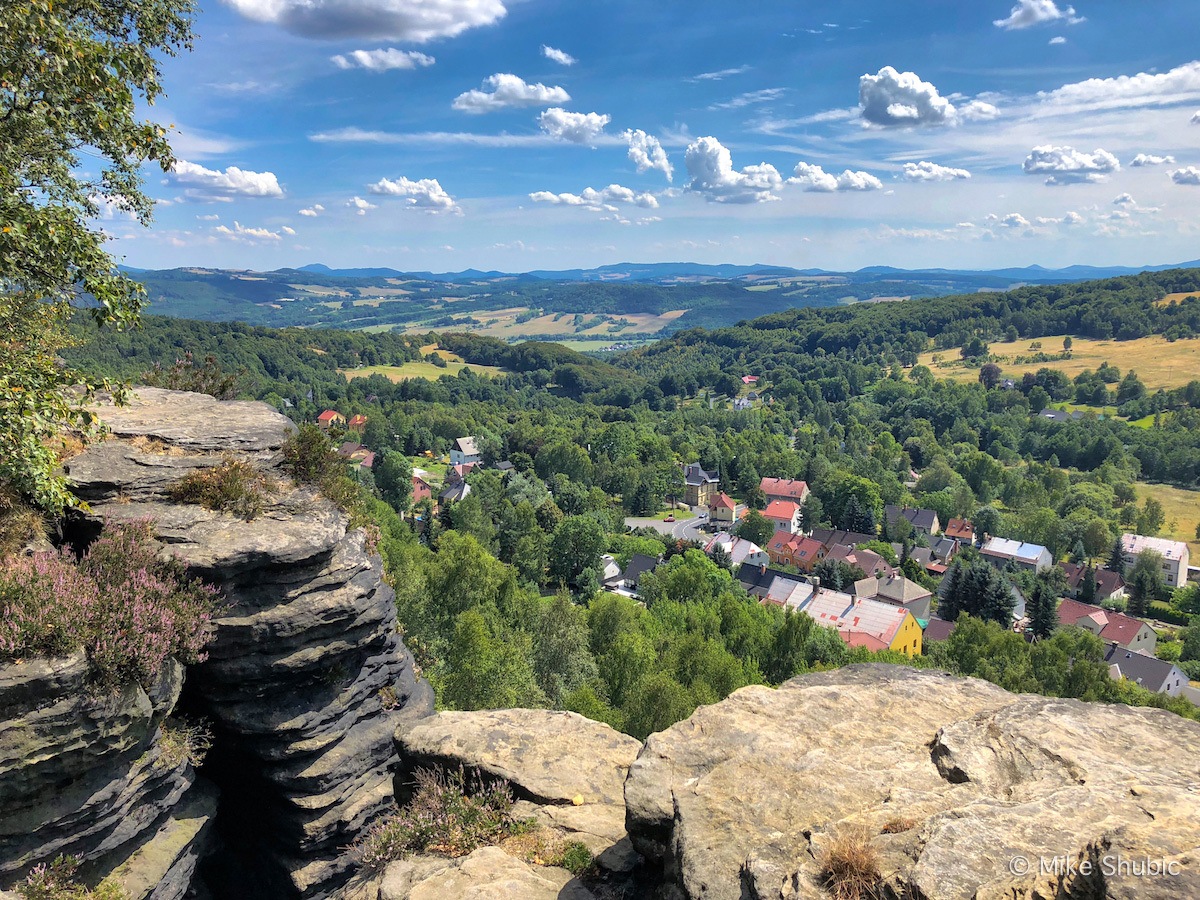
[624,508,709,544]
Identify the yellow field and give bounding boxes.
[401,308,688,339]
[920,334,1200,391]
[1155,291,1200,307]
[1136,482,1200,560]
[341,347,504,382]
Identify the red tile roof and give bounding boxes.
[348,414,368,428]
[741,375,759,384]
[843,632,889,652]
[711,492,736,510]
[759,477,809,501]
[944,518,974,541]
[317,410,341,423]
[763,499,800,521]
[1057,597,1148,647]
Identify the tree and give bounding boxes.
[2,0,194,511]
[548,515,607,589]
[973,506,1003,543]
[1078,567,1098,605]
[1027,575,1059,640]
[439,609,546,711]
[1063,336,1073,352]
[1106,535,1126,576]
[374,450,413,512]
[1137,498,1165,536]
[532,593,598,707]
[1127,550,1166,617]
[978,363,1003,390]
[734,509,775,547]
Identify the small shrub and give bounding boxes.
[281,423,342,486]
[0,484,46,559]
[818,825,883,900]
[880,817,917,834]
[555,840,596,876]
[355,768,532,870]
[166,457,272,520]
[140,352,246,400]
[157,717,213,769]
[18,855,126,900]
[377,685,400,710]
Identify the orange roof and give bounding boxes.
[763,499,800,521]
[760,477,809,501]
[317,410,341,423]
[348,414,368,428]
[712,492,736,510]
[945,517,974,540]
[843,632,889,652]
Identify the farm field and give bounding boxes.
[920,334,1200,391]
[341,347,504,382]
[399,307,688,340]
[1136,482,1200,560]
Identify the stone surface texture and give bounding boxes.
[624,664,1200,900]
[52,387,429,898]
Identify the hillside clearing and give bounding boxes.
[341,348,504,383]
[1136,482,1200,560]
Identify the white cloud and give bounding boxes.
[1022,145,1119,184]
[1129,153,1176,167]
[529,184,658,211]
[789,161,882,192]
[213,220,284,242]
[281,226,297,236]
[1170,166,1200,185]
[684,136,783,204]
[347,196,377,215]
[1036,61,1200,116]
[195,213,220,221]
[367,176,461,213]
[169,160,284,201]
[959,99,1000,120]
[859,66,956,127]
[624,129,673,181]
[1049,35,1066,44]
[299,204,325,216]
[1113,193,1135,206]
[902,161,972,182]
[987,212,1031,228]
[1034,211,1084,226]
[331,49,434,71]
[1193,111,1200,124]
[542,45,575,66]
[689,65,751,82]
[994,0,1084,30]
[708,88,785,110]
[537,108,610,144]
[452,73,569,113]
[223,0,506,41]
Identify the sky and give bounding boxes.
[112,0,1200,273]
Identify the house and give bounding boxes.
[824,544,894,579]
[1104,644,1188,697]
[337,442,374,469]
[944,517,974,544]
[854,574,933,621]
[704,532,769,569]
[1040,408,1084,423]
[884,505,941,538]
[450,436,482,467]
[741,375,759,385]
[763,500,803,535]
[316,410,345,430]
[438,480,471,505]
[980,536,1054,573]
[1121,533,1190,589]
[732,397,753,411]
[494,460,515,473]
[1058,563,1126,602]
[337,441,363,459]
[445,463,476,485]
[759,477,809,506]
[598,554,622,585]
[793,589,923,656]
[808,528,877,552]
[1056,598,1156,653]
[682,463,720,507]
[708,493,738,529]
[412,473,433,505]
[930,537,959,565]
[923,617,958,643]
[738,565,811,609]
[766,531,825,571]
[605,554,661,596]
[347,414,368,433]
[357,451,376,471]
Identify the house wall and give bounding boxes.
[888,614,923,656]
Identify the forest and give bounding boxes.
[60,267,1200,737]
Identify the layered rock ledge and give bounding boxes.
[624,664,1200,900]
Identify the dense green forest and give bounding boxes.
[62,268,1200,735]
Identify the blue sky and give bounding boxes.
[114,0,1200,272]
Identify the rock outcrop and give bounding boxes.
[56,388,429,898]
[624,664,1200,900]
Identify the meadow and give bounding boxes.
[1136,482,1200,560]
[340,345,504,382]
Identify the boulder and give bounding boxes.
[377,847,594,900]
[624,664,1200,900]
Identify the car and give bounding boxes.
[664,515,675,522]
[698,512,707,519]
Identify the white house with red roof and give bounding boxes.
[709,492,739,529]
[1056,598,1157,654]
[759,477,809,505]
[763,499,802,535]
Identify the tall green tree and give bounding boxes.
[1126,550,1166,617]
[1027,575,1060,640]
[374,450,413,511]
[2,0,194,510]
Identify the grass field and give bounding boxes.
[920,334,1200,391]
[1155,291,1200,307]
[399,307,688,340]
[1136,482,1200,560]
[341,346,504,382]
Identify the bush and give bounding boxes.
[140,352,247,400]
[166,457,272,520]
[354,768,532,871]
[281,423,342,486]
[818,825,883,900]
[17,855,126,900]
[157,717,213,769]
[0,521,218,690]
[554,841,596,876]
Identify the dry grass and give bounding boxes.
[166,457,274,520]
[1156,291,1200,307]
[0,486,46,559]
[920,334,1200,392]
[129,435,188,457]
[341,359,505,383]
[1136,481,1200,559]
[818,825,883,900]
[500,829,595,875]
[880,817,918,834]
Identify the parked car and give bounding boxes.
[664,515,676,522]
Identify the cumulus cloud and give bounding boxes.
[959,99,1000,120]
[537,108,610,144]
[331,48,434,71]
[1036,61,1200,116]
[1034,211,1084,225]
[281,226,297,235]
[859,66,956,127]
[529,184,658,211]
[994,0,1084,30]
[1129,153,1176,167]
[1113,193,1135,205]
[170,160,284,200]
[223,0,506,41]
[299,204,325,216]
[213,220,283,242]
[1049,35,1066,44]
[902,161,972,181]
[452,73,569,113]
[347,196,377,215]
[684,136,783,204]
[987,212,1031,228]
[542,45,575,66]
[789,162,882,192]
[367,176,461,213]
[1170,166,1200,185]
[1022,145,1119,184]
[624,129,673,181]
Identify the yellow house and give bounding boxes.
[795,589,922,656]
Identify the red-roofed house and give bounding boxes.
[766,531,825,571]
[759,477,810,505]
[1058,563,1126,603]
[316,410,345,430]
[412,474,432,505]
[347,414,368,433]
[741,375,759,385]
[1056,598,1156,654]
[944,517,974,544]
[763,500,802,535]
[709,492,739,529]
[825,544,894,579]
[794,589,923,656]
